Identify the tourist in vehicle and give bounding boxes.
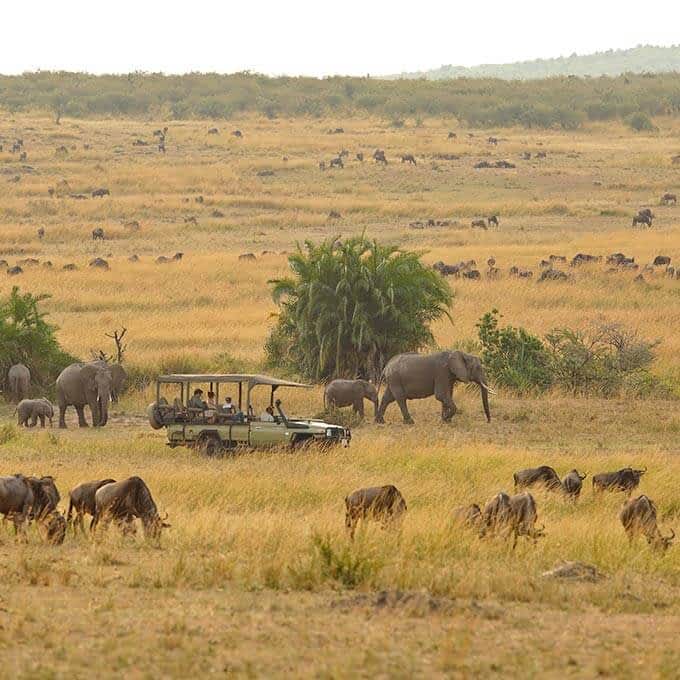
[223,396,235,414]
[188,388,207,410]
[207,391,217,408]
[260,405,275,422]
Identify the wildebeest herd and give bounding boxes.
[0,474,168,545]
[348,464,674,552]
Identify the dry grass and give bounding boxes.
[0,113,679,677]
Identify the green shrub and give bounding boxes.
[311,533,379,588]
[476,310,552,393]
[266,235,452,381]
[0,287,78,394]
[626,112,656,132]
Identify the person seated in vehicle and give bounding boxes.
[207,391,217,408]
[188,388,207,410]
[223,396,236,414]
[260,405,276,422]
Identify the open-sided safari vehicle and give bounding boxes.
[147,373,351,455]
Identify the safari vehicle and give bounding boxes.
[147,373,351,455]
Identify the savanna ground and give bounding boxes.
[0,112,679,678]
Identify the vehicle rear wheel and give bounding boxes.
[197,433,224,457]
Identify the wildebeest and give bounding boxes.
[538,268,570,282]
[620,495,675,552]
[462,269,481,280]
[513,466,562,492]
[400,154,417,165]
[232,130,243,138]
[471,219,487,229]
[7,266,23,276]
[37,227,45,239]
[328,210,342,219]
[592,467,646,495]
[509,266,533,278]
[571,253,602,266]
[632,213,652,227]
[487,136,498,145]
[660,193,677,205]
[92,227,105,240]
[89,257,110,270]
[67,478,117,533]
[318,161,326,171]
[356,152,364,162]
[329,156,344,169]
[91,476,169,539]
[549,254,567,263]
[481,492,543,547]
[92,188,110,198]
[238,252,257,261]
[488,215,499,228]
[207,127,219,135]
[373,149,387,165]
[448,131,457,139]
[344,485,407,539]
[453,503,482,528]
[62,263,78,271]
[0,474,36,534]
[561,469,587,499]
[653,255,671,266]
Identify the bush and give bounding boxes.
[626,111,656,132]
[0,287,78,394]
[266,236,452,381]
[476,310,552,393]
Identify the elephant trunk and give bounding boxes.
[479,383,491,422]
[98,396,109,427]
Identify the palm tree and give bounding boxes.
[266,236,452,381]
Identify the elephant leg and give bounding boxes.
[38,414,46,428]
[59,403,68,429]
[354,400,365,419]
[29,413,38,428]
[395,396,414,425]
[375,387,395,423]
[75,404,89,427]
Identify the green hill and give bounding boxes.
[394,45,680,80]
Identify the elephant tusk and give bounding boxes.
[480,383,496,395]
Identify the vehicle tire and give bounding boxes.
[147,403,164,430]
[197,433,223,457]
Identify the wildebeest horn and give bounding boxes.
[480,382,496,395]
[579,472,588,480]
[667,528,676,540]
[162,511,169,520]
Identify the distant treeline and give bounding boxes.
[395,45,680,81]
[2,71,680,129]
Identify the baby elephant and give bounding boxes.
[16,398,54,427]
[344,485,407,539]
[67,478,117,533]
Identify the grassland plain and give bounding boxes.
[0,113,679,678]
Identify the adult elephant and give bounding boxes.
[375,351,493,424]
[109,363,128,403]
[8,363,30,402]
[56,361,113,428]
[324,379,379,420]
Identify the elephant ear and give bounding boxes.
[448,351,471,381]
[80,363,99,390]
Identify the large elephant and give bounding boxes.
[56,361,113,428]
[375,351,493,424]
[7,363,30,402]
[16,398,54,427]
[109,363,128,403]
[324,379,379,419]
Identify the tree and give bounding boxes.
[50,93,70,125]
[0,287,77,391]
[265,236,452,381]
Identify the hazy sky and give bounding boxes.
[3,1,679,76]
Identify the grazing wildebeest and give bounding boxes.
[570,253,602,266]
[0,475,37,534]
[328,210,342,219]
[373,149,387,165]
[400,154,417,165]
[607,252,629,265]
[452,503,482,528]
[89,257,109,270]
[462,269,481,279]
[561,470,587,499]
[487,215,499,228]
[633,213,652,227]
[653,255,671,266]
[509,266,533,278]
[63,263,77,271]
[592,467,646,495]
[329,157,344,169]
[513,466,562,492]
[471,219,487,229]
[232,130,243,138]
[28,476,60,520]
[479,492,511,537]
[238,253,257,261]
[91,476,169,539]
[487,136,498,145]
[486,266,501,279]
[538,268,570,282]
[37,227,45,239]
[549,255,567,263]
[319,161,326,171]
[660,193,677,205]
[448,131,457,139]
[356,152,364,162]
[208,127,219,135]
[620,495,675,552]
[92,188,110,198]
[67,478,117,533]
[507,493,544,548]
[344,485,407,539]
[7,265,23,276]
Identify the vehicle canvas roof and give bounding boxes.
[156,373,311,388]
